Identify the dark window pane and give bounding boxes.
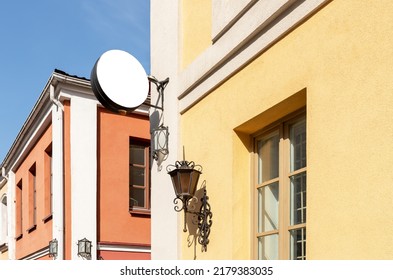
[290,120,306,171]
[130,166,145,186]
[130,187,145,208]
[290,228,306,260]
[290,173,307,225]
[130,145,145,165]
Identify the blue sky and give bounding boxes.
[0,0,150,163]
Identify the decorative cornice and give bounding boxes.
[178,0,331,113]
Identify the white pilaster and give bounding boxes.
[70,95,97,260]
[151,0,181,259]
[52,103,64,260]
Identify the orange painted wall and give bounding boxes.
[98,250,150,260]
[97,108,151,249]
[14,124,53,259]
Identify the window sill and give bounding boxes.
[42,214,53,223]
[27,225,37,233]
[15,234,23,241]
[129,208,151,216]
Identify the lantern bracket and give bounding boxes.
[146,76,169,111]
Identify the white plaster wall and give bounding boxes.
[150,0,181,260]
[70,95,97,260]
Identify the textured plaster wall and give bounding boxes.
[180,0,393,259]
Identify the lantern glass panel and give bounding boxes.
[179,170,192,195]
[78,241,85,254]
[86,241,92,254]
[152,127,168,153]
[169,171,181,197]
[189,170,201,197]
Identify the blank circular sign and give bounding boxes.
[91,49,149,113]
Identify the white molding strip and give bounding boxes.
[212,0,258,42]
[178,0,330,113]
[97,244,151,253]
[21,247,48,260]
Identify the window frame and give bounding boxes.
[129,138,151,215]
[253,109,306,260]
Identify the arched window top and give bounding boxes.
[0,193,7,243]
[1,194,6,206]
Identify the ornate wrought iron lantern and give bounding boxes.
[77,238,92,259]
[167,158,212,251]
[48,238,58,259]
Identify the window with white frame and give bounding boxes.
[0,195,7,244]
[255,111,306,260]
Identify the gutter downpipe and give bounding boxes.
[50,84,65,260]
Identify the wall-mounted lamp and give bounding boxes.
[48,238,58,259]
[167,156,212,251]
[77,238,92,259]
[149,76,170,167]
[151,125,169,162]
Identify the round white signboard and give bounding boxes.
[91,49,149,113]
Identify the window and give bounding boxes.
[44,144,53,221]
[28,163,37,231]
[16,180,23,240]
[129,139,150,214]
[255,112,306,260]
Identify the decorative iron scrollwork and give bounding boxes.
[195,189,212,252]
[174,189,212,251]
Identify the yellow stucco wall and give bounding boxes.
[181,0,212,68]
[180,0,393,259]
